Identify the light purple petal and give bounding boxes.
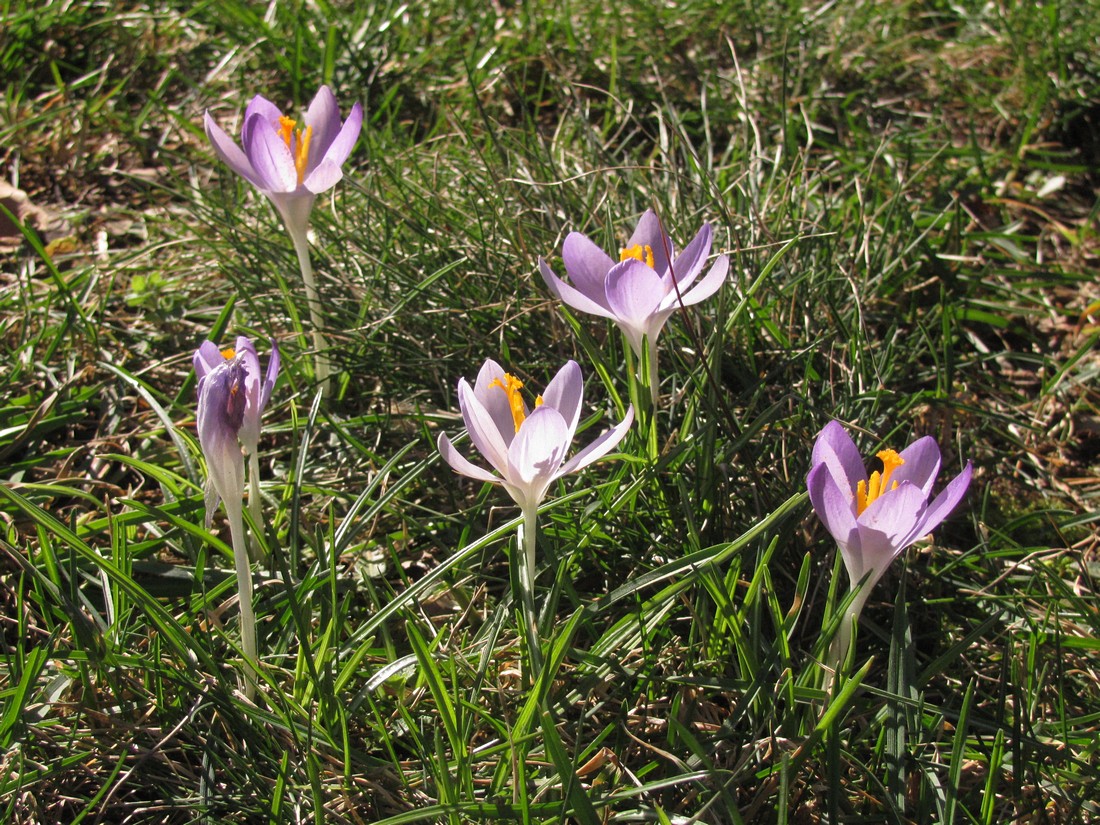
[204,113,263,188]
[913,461,973,539]
[891,436,941,497]
[540,360,583,444]
[241,95,284,148]
[605,259,666,329]
[811,421,867,499]
[807,463,862,582]
[318,101,363,169]
[244,114,297,193]
[437,431,501,485]
[303,85,342,158]
[666,223,712,291]
[561,232,616,300]
[458,377,510,474]
[539,258,615,319]
[261,340,280,411]
[557,405,635,478]
[674,254,729,309]
[626,209,673,276]
[856,482,928,576]
[302,159,344,194]
[507,406,569,495]
[193,341,224,379]
[471,359,516,448]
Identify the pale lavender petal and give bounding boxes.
[912,461,973,539]
[260,340,280,411]
[605,259,666,329]
[561,232,616,300]
[667,223,712,291]
[539,258,615,319]
[302,158,343,194]
[892,436,941,497]
[193,341,224,379]
[811,421,867,498]
[303,85,341,158]
[673,254,729,309]
[318,101,362,168]
[507,406,568,489]
[540,360,583,443]
[807,463,862,582]
[204,113,263,188]
[244,114,297,193]
[856,482,928,567]
[557,405,634,478]
[241,95,284,148]
[457,377,510,474]
[472,359,516,447]
[437,431,501,485]
[626,209,673,276]
[235,339,263,453]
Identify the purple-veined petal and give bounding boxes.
[811,421,867,499]
[471,359,516,448]
[193,341,224,379]
[204,113,263,188]
[241,95,284,148]
[808,462,863,582]
[891,436,941,497]
[540,360,583,443]
[303,85,341,159]
[626,209,673,276]
[912,461,973,539]
[507,405,568,490]
[302,159,344,194]
[318,101,363,169]
[557,404,634,478]
[605,259,666,329]
[561,232,616,301]
[244,114,298,193]
[666,223,713,292]
[437,431,501,485]
[539,258,615,319]
[674,254,729,309]
[458,377,511,474]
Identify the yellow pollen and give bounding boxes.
[276,116,313,185]
[489,373,530,433]
[856,449,905,514]
[620,244,655,269]
[221,348,236,360]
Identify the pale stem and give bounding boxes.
[287,224,331,395]
[228,501,258,700]
[519,504,543,682]
[826,586,871,692]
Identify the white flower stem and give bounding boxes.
[288,225,331,395]
[826,587,871,691]
[519,504,543,683]
[228,502,258,699]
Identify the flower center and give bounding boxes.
[277,115,313,185]
[489,373,543,433]
[221,347,236,359]
[620,244,655,269]
[856,449,904,514]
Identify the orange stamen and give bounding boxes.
[221,348,236,360]
[856,449,905,514]
[489,373,530,433]
[620,244,655,269]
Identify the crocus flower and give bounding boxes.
[203,86,363,241]
[806,420,973,672]
[194,337,280,526]
[438,358,633,680]
[538,209,729,404]
[193,336,279,698]
[437,359,634,516]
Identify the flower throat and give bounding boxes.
[856,449,904,514]
[278,116,313,184]
[489,373,543,433]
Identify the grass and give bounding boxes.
[1,0,1098,822]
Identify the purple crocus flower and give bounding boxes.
[806,420,973,671]
[194,337,280,527]
[538,209,728,404]
[438,359,634,516]
[203,86,363,240]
